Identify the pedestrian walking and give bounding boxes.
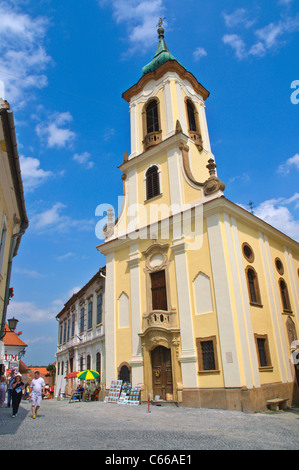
[30,371,45,419]
[0,375,7,407]
[11,373,25,417]
[6,368,16,408]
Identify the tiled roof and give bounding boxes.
[2,323,27,347]
[28,367,49,376]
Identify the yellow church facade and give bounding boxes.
[98,26,299,412]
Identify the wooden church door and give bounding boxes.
[151,346,173,400]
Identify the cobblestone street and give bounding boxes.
[0,399,298,450]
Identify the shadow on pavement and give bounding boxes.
[0,403,30,435]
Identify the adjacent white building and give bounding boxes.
[55,268,105,397]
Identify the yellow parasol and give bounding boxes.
[77,370,100,380]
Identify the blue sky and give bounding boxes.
[1,0,298,365]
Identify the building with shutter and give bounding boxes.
[55,267,105,397]
[97,25,299,411]
[0,99,29,364]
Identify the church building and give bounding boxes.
[98,24,299,412]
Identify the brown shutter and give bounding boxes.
[151,270,167,311]
[146,166,160,200]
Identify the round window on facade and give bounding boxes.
[242,243,254,263]
[275,258,284,275]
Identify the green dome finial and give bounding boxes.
[142,19,183,76]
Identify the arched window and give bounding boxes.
[246,267,262,306]
[186,99,197,132]
[185,99,203,149]
[80,356,84,372]
[96,352,101,377]
[87,354,91,370]
[146,100,159,134]
[146,165,160,200]
[279,279,292,312]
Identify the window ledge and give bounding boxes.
[250,302,263,308]
[282,310,293,315]
[197,369,221,375]
[144,193,163,204]
[259,366,273,372]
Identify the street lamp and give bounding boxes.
[0,317,19,340]
[7,317,19,332]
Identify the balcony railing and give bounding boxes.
[142,309,178,333]
[188,130,203,150]
[143,130,162,151]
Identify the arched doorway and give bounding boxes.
[118,364,131,383]
[151,346,173,400]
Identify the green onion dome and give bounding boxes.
[142,26,184,75]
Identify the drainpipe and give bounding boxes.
[0,222,28,341]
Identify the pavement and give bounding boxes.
[0,398,298,450]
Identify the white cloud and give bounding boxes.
[73,151,94,169]
[0,2,52,106]
[30,202,94,233]
[26,336,54,345]
[253,16,299,55]
[99,0,165,55]
[7,300,58,323]
[254,22,284,50]
[68,286,81,298]
[19,155,53,191]
[35,111,76,148]
[14,267,44,278]
[103,128,115,141]
[223,9,256,29]
[278,153,299,175]
[223,14,299,59]
[193,47,207,62]
[228,173,250,185]
[57,252,76,261]
[253,194,299,241]
[222,34,247,59]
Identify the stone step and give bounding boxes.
[151,400,178,407]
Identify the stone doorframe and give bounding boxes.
[139,328,183,402]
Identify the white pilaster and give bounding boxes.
[127,168,138,231]
[171,239,198,388]
[163,79,174,137]
[129,102,138,157]
[198,101,211,153]
[228,214,260,388]
[284,246,299,324]
[258,233,292,382]
[167,147,183,211]
[175,80,188,134]
[127,244,143,385]
[206,213,242,388]
[104,252,116,386]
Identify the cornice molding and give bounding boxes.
[122,61,209,103]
